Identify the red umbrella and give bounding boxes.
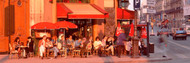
[115,22,122,36]
[141,27,147,39]
[55,21,78,29]
[129,23,134,37]
[31,22,58,29]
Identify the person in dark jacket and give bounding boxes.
[116,29,127,58]
[26,37,34,57]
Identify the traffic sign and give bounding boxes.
[142,8,156,13]
[146,0,155,7]
[134,0,141,10]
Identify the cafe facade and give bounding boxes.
[0,0,135,52]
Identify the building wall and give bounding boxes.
[30,0,44,27]
[0,0,30,52]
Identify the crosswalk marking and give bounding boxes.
[168,40,190,50]
[175,54,189,59]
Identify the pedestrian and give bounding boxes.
[159,29,168,58]
[38,35,47,59]
[116,29,127,58]
[26,37,34,57]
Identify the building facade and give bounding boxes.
[155,0,185,28]
[183,0,190,25]
[0,0,30,52]
[0,0,134,52]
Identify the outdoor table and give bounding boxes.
[19,46,28,58]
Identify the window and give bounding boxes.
[186,0,190,5]
[118,0,129,9]
[57,0,90,3]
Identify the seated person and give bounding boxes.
[46,38,59,58]
[66,35,74,48]
[93,37,103,56]
[94,37,103,50]
[13,37,21,57]
[74,38,82,49]
[80,38,88,58]
[105,37,114,55]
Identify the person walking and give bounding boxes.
[159,28,168,58]
[116,29,127,58]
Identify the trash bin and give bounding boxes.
[149,43,154,53]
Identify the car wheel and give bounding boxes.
[185,37,187,40]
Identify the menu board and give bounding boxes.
[35,32,51,38]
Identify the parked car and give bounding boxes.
[173,30,187,40]
[171,28,179,36]
[185,25,190,35]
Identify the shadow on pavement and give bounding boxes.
[0,55,9,63]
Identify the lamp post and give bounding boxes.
[133,0,140,58]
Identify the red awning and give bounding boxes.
[57,3,108,19]
[117,8,135,20]
[122,24,147,28]
[57,3,72,18]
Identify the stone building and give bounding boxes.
[155,0,185,28]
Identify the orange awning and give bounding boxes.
[117,8,135,20]
[57,3,108,19]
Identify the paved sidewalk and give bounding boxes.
[0,52,172,63]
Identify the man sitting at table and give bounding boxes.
[46,38,59,59]
[74,38,82,49]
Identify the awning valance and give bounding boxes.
[57,3,109,19]
[117,8,135,20]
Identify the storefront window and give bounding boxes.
[118,0,129,9]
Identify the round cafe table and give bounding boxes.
[19,46,28,58]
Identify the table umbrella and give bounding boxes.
[54,21,78,29]
[54,21,78,39]
[31,22,58,29]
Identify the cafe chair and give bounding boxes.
[72,49,80,57]
[57,43,67,58]
[9,43,19,59]
[86,43,92,57]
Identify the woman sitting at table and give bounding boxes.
[93,37,103,56]
[13,37,21,57]
[105,37,114,55]
[39,35,47,59]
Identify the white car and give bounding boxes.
[185,25,190,35]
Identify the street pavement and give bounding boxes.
[149,26,190,63]
[1,26,190,63]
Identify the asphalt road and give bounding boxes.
[149,26,190,63]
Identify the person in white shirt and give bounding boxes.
[94,37,103,50]
[93,37,103,56]
[39,35,47,59]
